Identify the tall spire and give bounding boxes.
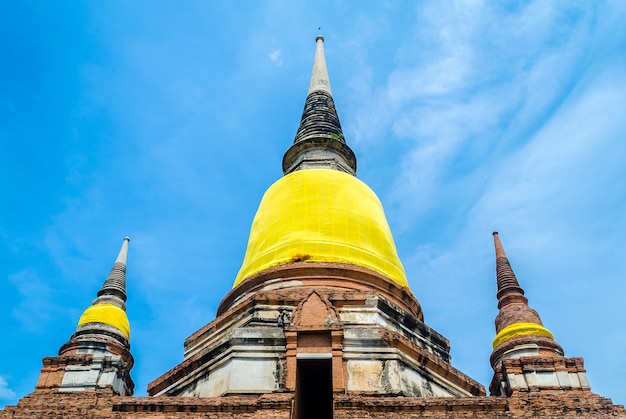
[98,236,129,302]
[76,237,131,341]
[489,232,591,397]
[491,232,550,336]
[282,35,357,175]
[493,232,528,310]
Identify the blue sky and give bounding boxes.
[1,0,625,408]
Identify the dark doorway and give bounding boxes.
[295,358,333,419]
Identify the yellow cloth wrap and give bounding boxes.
[234,169,408,288]
[492,322,554,349]
[77,304,131,339]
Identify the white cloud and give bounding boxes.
[0,376,16,401]
[469,68,626,259]
[269,49,282,66]
[348,2,596,226]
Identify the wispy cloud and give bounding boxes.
[0,376,16,402]
[350,2,595,222]
[269,49,282,66]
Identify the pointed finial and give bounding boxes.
[493,231,525,306]
[98,237,130,302]
[492,231,506,259]
[309,34,331,95]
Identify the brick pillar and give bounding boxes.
[285,330,298,391]
[331,330,344,393]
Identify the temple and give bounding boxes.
[1,36,624,419]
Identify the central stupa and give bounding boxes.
[146,36,483,415]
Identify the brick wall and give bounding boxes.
[3,390,624,418]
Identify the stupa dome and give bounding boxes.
[234,169,408,288]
